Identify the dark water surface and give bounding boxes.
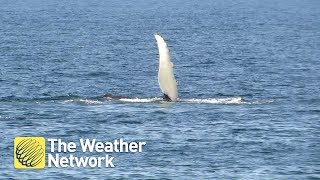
[1,0,319,179]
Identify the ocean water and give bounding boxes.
[1,0,319,179]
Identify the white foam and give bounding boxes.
[62,97,272,105]
[118,97,255,104]
[119,97,162,103]
[182,97,247,104]
[64,99,103,105]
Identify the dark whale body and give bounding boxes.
[163,94,171,101]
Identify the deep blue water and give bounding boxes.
[1,0,319,179]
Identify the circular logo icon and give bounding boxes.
[15,138,45,167]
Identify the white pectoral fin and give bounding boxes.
[154,34,178,101]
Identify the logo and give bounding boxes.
[13,137,146,169]
[14,137,45,169]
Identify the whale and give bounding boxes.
[154,34,178,101]
[104,34,178,102]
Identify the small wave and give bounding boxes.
[0,115,10,120]
[0,115,26,120]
